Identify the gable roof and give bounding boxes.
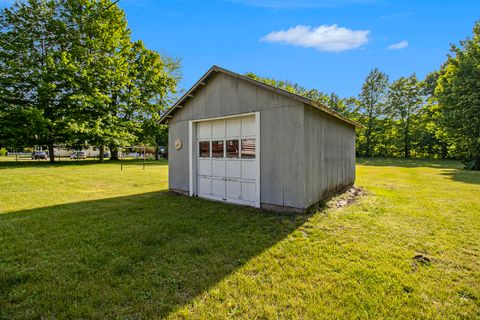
[159,65,361,127]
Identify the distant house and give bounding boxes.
[159,66,360,212]
[53,146,102,158]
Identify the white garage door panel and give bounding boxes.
[241,182,256,202]
[195,114,257,207]
[241,161,256,180]
[197,159,211,176]
[197,122,211,139]
[212,178,225,196]
[241,117,255,136]
[198,177,211,195]
[211,120,226,138]
[226,161,241,178]
[226,118,241,137]
[212,159,226,177]
[226,180,241,199]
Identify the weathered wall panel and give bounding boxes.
[168,120,189,191]
[190,86,206,119]
[282,105,305,208]
[205,74,222,118]
[304,104,356,206]
[220,73,240,115]
[238,80,258,114]
[259,107,284,205]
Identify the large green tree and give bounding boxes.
[0,0,180,162]
[417,71,450,159]
[386,74,423,158]
[0,0,74,160]
[117,41,180,160]
[59,0,133,162]
[357,69,389,157]
[435,21,480,169]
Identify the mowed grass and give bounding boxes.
[0,157,479,319]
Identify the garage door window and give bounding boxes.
[241,139,255,159]
[226,140,239,158]
[211,141,224,158]
[199,141,210,158]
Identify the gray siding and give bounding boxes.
[304,104,356,207]
[168,120,189,192]
[260,104,305,208]
[168,72,305,208]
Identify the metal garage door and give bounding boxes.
[195,115,258,207]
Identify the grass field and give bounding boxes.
[0,157,479,319]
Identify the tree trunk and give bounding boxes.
[404,118,410,158]
[48,144,55,163]
[440,144,448,159]
[471,157,480,171]
[404,129,410,158]
[365,125,372,157]
[99,145,104,163]
[155,144,159,160]
[110,145,119,160]
[365,111,373,157]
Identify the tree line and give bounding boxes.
[247,20,480,170]
[1,1,478,169]
[0,0,179,162]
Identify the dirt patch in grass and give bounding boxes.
[411,254,433,271]
[330,187,365,209]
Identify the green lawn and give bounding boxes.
[0,157,479,319]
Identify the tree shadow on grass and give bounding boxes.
[356,158,480,185]
[0,191,309,319]
[357,157,463,169]
[440,169,480,185]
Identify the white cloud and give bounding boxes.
[261,24,370,52]
[387,40,408,50]
[228,0,376,8]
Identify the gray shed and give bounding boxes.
[159,66,360,212]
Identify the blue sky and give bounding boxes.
[2,0,479,97]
